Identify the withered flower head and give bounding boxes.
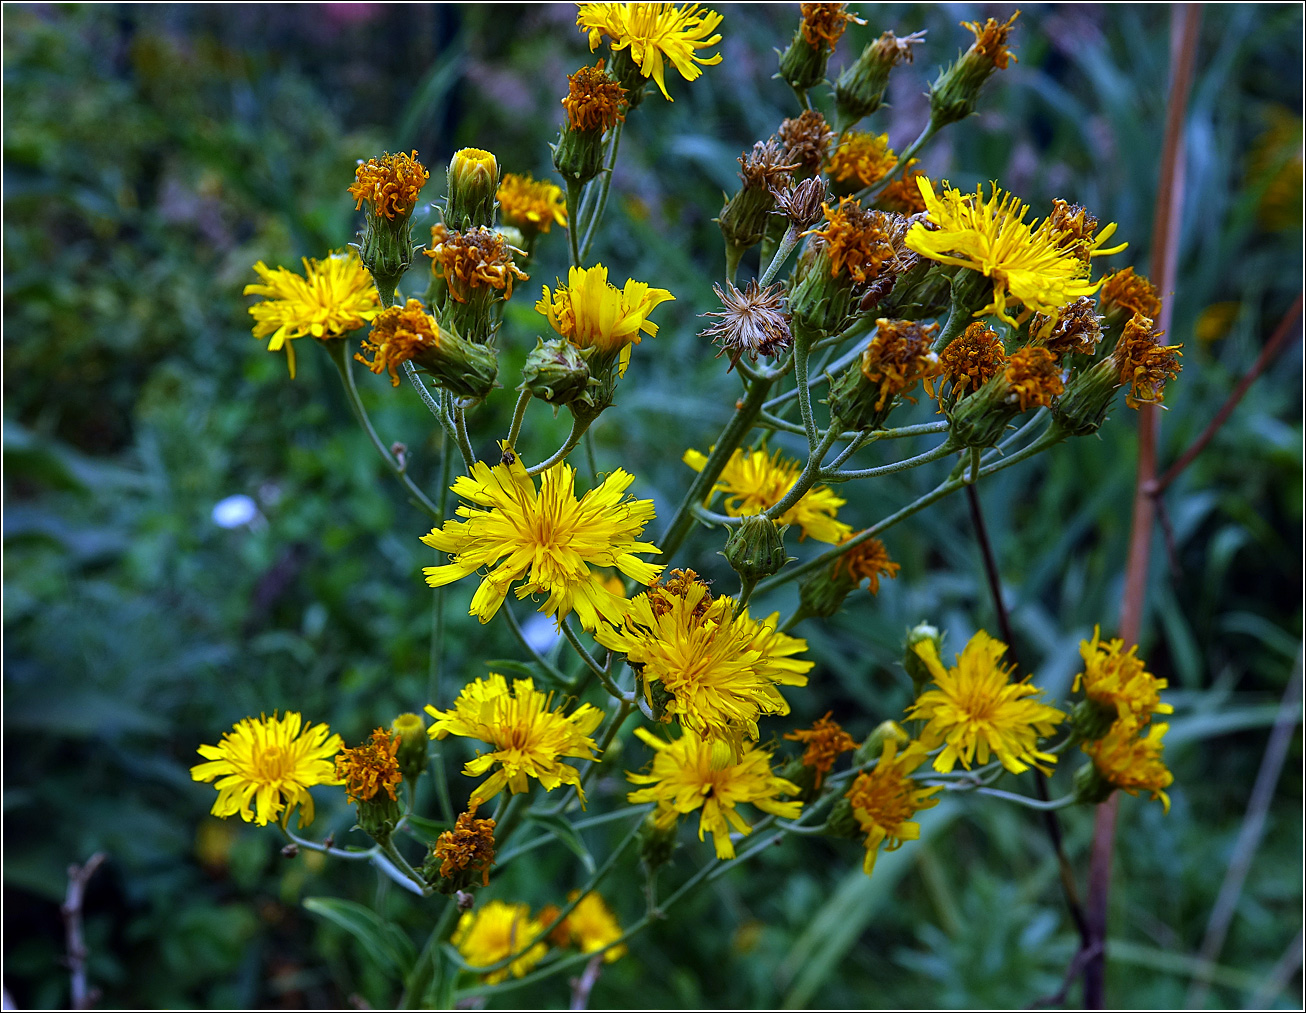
[826,131,898,192]
[349,150,430,221]
[1100,266,1163,321]
[861,318,942,411]
[1048,199,1099,262]
[961,12,1020,71]
[356,299,441,387]
[701,279,792,369]
[870,28,924,64]
[805,198,900,284]
[772,176,830,227]
[800,2,865,51]
[785,712,857,788]
[425,224,529,302]
[876,159,929,215]
[647,568,714,621]
[935,321,1006,400]
[430,803,497,890]
[739,138,801,190]
[1112,312,1183,408]
[831,535,900,595]
[1031,296,1102,360]
[335,728,403,805]
[563,60,627,133]
[778,109,836,178]
[1004,345,1064,412]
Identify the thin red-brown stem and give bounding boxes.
[1084,5,1203,1007]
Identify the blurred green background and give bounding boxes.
[3,3,1301,1009]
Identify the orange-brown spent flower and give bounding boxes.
[806,198,899,284]
[356,298,441,387]
[1113,312,1183,408]
[785,712,857,788]
[826,132,898,190]
[778,109,836,177]
[773,177,830,227]
[1003,346,1064,412]
[425,224,529,302]
[647,568,713,621]
[877,160,928,215]
[563,60,627,132]
[739,138,801,190]
[860,318,942,411]
[349,150,430,220]
[961,11,1020,70]
[935,321,1006,400]
[831,535,900,595]
[1031,296,1102,360]
[800,3,865,51]
[701,279,792,369]
[1048,199,1100,262]
[335,728,403,805]
[1100,266,1163,321]
[432,804,498,887]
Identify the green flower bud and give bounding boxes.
[355,793,402,842]
[1072,760,1116,808]
[723,515,790,584]
[797,563,856,620]
[553,124,608,187]
[445,148,500,232]
[778,29,831,93]
[1069,699,1117,745]
[419,320,500,403]
[355,213,416,309]
[521,337,596,408]
[834,30,924,131]
[637,812,679,873]
[778,755,820,803]
[853,719,910,767]
[902,622,943,694]
[788,246,856,338]
[391,713,428,786]
[825,796,860,839]
[718,181,778,252]
[946,368,1022,449]
[929,13,1020,129]
[1051,357,1122,438]
[606,47,649,107]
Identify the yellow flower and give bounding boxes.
[452,900,548,984]
[907,630,1066,775]
[846,737,942,875]
[536,263,675,364]
[595,569,812,742]
[804,197,899,284]
[626,727,802,859]
[826,131,898,190]
[557,891,627,962]
[577,2,724,101]
[424,223,529,301]
[904,179,1111,327]
[785,712,857,788]
[420,448,662,631]
[1074,627,1174,726]
[1082,718,1174,813]
[335,727,402,805]
[497,172,568,234]
[424,674,604,804]
[243,252,380,377]
[348,149,430,220]
[355,298,440,387]
[682,445,852,544]
[190,712,343,828]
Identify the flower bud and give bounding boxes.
[834,30,924,130]
[520,337,596,408]
[335,728,403,843]
[853,719,909,767]
[778,4,864,94]
[391,713,428,785]
[902,622,943,694]
[554,61,626,185]
[798,564,855,620]
[606,46,649,107]
[929,14,1020,129]
[723,515,790,584]
[1050,356,1121,438]
[1072,760,1116,808]
[828,319,941,431]
[349,151,430,306]
[637,812,679,873]
[553,124,608,187]
[824,796,860,839]
[1070,699,1117,745]
[357,299,499,401]
[445,148,499,232]
[718,140,796,253]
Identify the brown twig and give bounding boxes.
[1085,5,1203,1008]
[1146,294,1303,498]
[62,852,108,1010]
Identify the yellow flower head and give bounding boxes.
[830,534,900,595]
[536,263,675,363]
[1099,266,1162,320]
[335,727,402,805]
[846,737,943,875]
[556,891,627,963]
[452,900,548,984]
[355,298,440,387]
[934,321,1006,400]
[424,224,529,301]
[826,132,898,190]
[1082,718,1174,812]
[626,727,802,858]
[1112,312,1183,409]
[908,630,1066,775]
[243,252,380,378]
[596,571,812,742]
[562,60,628,132]
[785,712,857,788]
[905,178,1105,327]
[1003,345,1064,412]
[191,712,343,828]
[682,446,852,544]
[859,318,943,411]
[348,150,430,220]
[577,3,724,101]
[497,173,569,234]
[421,448,662,631]
[1074,627,1174,726]
[425,674,604,804]
[431,803,497,888]
[799,2,865,50]
[804,198,900,284]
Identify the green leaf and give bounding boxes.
[483,659,543,679]
[525,812,596,873]
[303,897,417,976]
[405,813,451,840]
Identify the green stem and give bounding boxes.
[764,426,840,520]
[791,326,822,452]
[500,605,569,685]
[822,438,957,483]
[561,619,629,702]
[454,408,476,468]
[526,416,593,476]
[583,429,599,484]
[565,179,584,268]
[758,223,803,287]
[426,434,456,708]
[401,361,474,472]
[496,806,650,866]
[327,341,441,519]
[279,822,378,861]
[580,121,624,261]
[506,389,531,448]
[401,898,458,1009]
[971,786,1078,811]
[380,837,430,892]
[690,502,744,527]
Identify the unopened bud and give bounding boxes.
[903,622,943,693]
[521,337,596,408]
[723,516,790,584]
[391,713,428,785]
[445,148,499,231]
[638,812,679,873]
[825,796,860,839]
[1051,357,1121,438]
[834,30,924,130]
[1072,761,1115,808]
[1069,699,1117,745]
[853,720,909,767]
[929,14,1020,129]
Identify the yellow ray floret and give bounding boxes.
[904,179,1114,327]
[626,727,802,858]
[596,573,812,742]
[420,446,662,631]
[577,3,724,101]
[682,446,852,544]
[425,674,603,805]
[908,630,1066,775]
[452,900,548,984]
[846,737,943,875]
[1082,717,1174,813]
[536,263,675,361]
[1074,626,1173,726]
[191,712,343,828]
